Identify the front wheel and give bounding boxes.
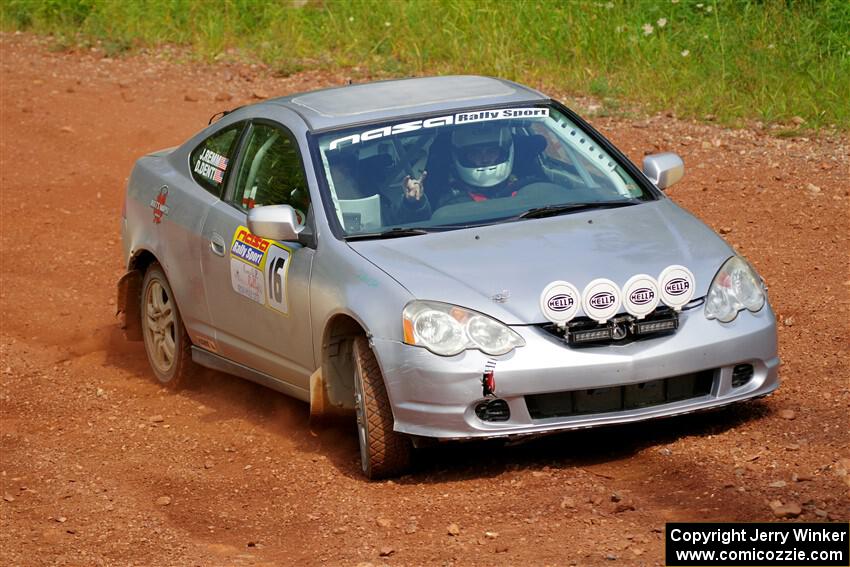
[352,336,412,479]
[140,262,195,388]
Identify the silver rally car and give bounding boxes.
[118,75,779,478]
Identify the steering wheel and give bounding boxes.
[516,181,572,200]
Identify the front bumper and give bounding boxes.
[372,303,779,440]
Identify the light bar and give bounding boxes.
[635,318,678,335]
[571,327,613,343]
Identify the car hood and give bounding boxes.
[348,199,733,325]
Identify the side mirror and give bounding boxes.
[247,205,304,242]
[642,152,684,190]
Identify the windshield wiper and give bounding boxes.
[345,227,432,241]
[516,200,640,220]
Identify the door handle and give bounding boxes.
[210,233,226,257]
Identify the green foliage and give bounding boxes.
[3,0,848,129]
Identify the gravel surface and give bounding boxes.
[1,32,848,567]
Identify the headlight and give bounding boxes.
[704,256,766,323]
[403,301,525,356]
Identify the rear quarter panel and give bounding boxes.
[123,151,218,338]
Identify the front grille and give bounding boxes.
[525,370,715,420]
[731,364,754,387]
[540,307,680,347]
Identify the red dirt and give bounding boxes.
[1,33,848,566]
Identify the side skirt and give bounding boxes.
[191,346,310,402]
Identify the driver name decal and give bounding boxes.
[199,148,229,170]
[194,159,224,184]
[194,148,229,184]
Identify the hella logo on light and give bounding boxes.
[589,292,615,308]
[547,294,574,311]
[665,278,689,296]
[630,288,655,305]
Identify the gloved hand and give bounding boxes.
[402,171,428,202]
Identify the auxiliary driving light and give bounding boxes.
[635,318,678,335]
[570,327,613,343]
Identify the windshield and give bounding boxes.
[315,104,652,237]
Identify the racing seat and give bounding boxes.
[355,154,394,195]
[422,131,454,206]
[512,133,547,179]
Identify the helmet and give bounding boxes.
[451,123,514,188]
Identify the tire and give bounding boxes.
[140,262,194,389]
[352,335,412,479]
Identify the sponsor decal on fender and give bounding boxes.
[150,185,170,224]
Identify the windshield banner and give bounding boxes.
[328,107,549,150]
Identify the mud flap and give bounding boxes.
[116,270,143,341]
[309,367,329,422]
[309,366,354,424]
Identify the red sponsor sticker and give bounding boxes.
[150,186,170,224]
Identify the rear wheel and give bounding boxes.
[141,263,194,388]
[352,336,412,479]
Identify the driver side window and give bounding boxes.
[231,123,310,222]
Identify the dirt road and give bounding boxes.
[1,33,848,566]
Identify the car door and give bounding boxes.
[200,120,315,391]
[155,120,245,347]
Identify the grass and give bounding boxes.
[2,0,848,130]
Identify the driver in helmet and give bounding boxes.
[450,123,519,201]
[401,122,532,211]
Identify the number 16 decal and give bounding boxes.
[264,245,291,314]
